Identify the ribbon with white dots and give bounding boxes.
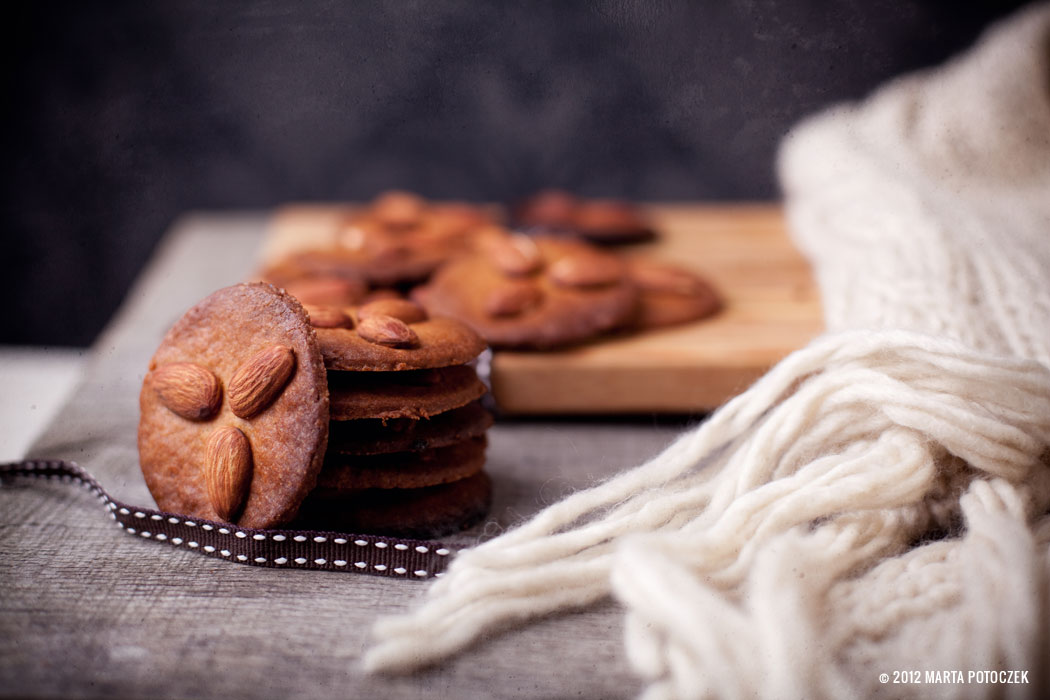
[1,459,456,579]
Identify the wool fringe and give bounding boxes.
[364,330,1050,692]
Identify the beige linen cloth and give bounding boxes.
[366,6,1050,698]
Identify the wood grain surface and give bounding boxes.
[265,203,823,414]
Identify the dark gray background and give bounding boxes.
[1,0,1031,346]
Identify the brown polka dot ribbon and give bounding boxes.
[1,459,458,579]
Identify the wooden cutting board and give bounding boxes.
[263,203,824,415]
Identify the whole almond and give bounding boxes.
[304,305,354,329]
[151,362,222,421]
[227,345,296,419]
[357,314,419,348]
[358,298,428,324]
[489,235,543,276]
[485,282,543,318]
[204,425,252,522]
[549,253,625,288]
[630,262,704,296]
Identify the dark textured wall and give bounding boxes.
[1,1,1031,346]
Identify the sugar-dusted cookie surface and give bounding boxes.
[138,283,329,529]
[413,235,639,349]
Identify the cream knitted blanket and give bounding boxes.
[367,6,1050,698]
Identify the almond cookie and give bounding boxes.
[257,263,369,307]
[513,190,656,245]
[308,298,488,372]
[294,471,492,539]
[626,259,722,329]
[317,436,487,491]
[572,199,657,245]
[328,365,486,421]
[266,192,498,287]
[328,401,493,456]
[412,235,639,349]
[138,283,329,529]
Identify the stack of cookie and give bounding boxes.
[138,283,493,538]
[297,296,493,537]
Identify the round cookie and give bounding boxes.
[272,239,446,288]
[512,189,578,231]
[626,259,722,329]
[307,298,488,372]
[258,262,369,307]
[317,436,488,491]
[572,199,657,245]
[294,471,492,539]
[412,235,639,349]
[328,365,486,421]
[266,193,498,287]
[328,401,493,456]
[138,283,329,529]
[513,190,656,245]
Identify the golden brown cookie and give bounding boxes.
[328,401,493,456]
[309,298,488,372]
[294,471,492,539]
[265,193,498,287]
[138,283,329,529]
[317,436,487,491]
[279,275,369,307]
[328,365,486,421]
[412,235,639,349]
[626,259,722,329]
[512,189,578,230]
[513,190,656,244]
[572,199,657,244]
[257,261,369,307]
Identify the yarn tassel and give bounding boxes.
[364,331,1050,686]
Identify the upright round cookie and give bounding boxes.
[138,283,329,529]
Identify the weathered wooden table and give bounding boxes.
[0,207,814,699]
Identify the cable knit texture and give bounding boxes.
[365,6,1050,698]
